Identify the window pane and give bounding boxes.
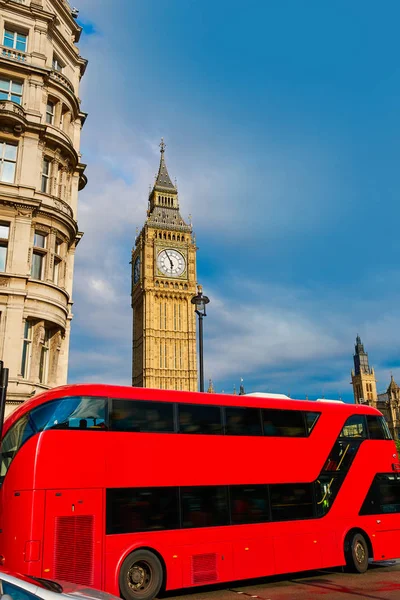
[0,245,7,271]
[10,94,21,105]
[225,407,262,436]
[41,175,48,193]
[106,487,179,534]
[2,581,37,600]
[0,79,9,91]
[4,143,17,161]
[1,161,15,183]
[35,396,107,430]
[11,81,22,94]
[340,415,367,438]
[43,159,50,175]
[3,33,14,48]
[367,416,386,440]
[322,439,360,473]
[0,92,8,101]
[110,399,174,432]
[181,486,229,528]
[263,409,306,437]
[53,260,60,285]
[21,340,29,377]
[230,485,270,524]
[178,404,222,434]
[270,483,314,521]
[315,474,344,517]
[34,232,46,248]
[305,411,320,434]
[360,474,400,515]
[0,223,9,239]
[31,252,43,279]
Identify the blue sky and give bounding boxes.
[68,0,400,401]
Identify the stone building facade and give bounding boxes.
[131,140,198,391]
[0,0,87,416]
[351,335,400,439]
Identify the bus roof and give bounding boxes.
[4,382,383,434]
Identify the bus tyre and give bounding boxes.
[120,550,163,600]
[345,532,369,573]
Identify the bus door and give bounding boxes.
[42,489,103,589]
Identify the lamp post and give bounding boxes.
[191,286,210,392]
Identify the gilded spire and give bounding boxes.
[154,138,176,192]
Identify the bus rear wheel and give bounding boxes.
[120,549,163,600]
[345,532,369,573]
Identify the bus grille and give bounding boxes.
[191,553,218,584]
[54,515,94,585]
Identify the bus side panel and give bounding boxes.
[42,489,103,590]
[232,537,275,580]
[273,531,322,574]
[1,489,45,575]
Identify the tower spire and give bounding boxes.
[153,138,176,193]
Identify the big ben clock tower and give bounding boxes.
[131,140,198,390]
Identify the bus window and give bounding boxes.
[270,483,314,520]
[322,439,359,473]
[0,396,107,482]
[178,404,223,435]
[110,399,174,433]
[230,485,270,524]
[106,487,179,534]
[305,412,320,434]
[225,407,262,436]
[360,474,400,515]
[315,474,343,516]
[340,415,367,438]
[181,486,229,528]
[366,415,392,440]
[262,409,306,437]
[48,397,108,429]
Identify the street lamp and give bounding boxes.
[191,285,210,392]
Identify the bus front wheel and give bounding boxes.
[344,532,369,573]
[120,549,163,600]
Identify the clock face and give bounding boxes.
[157,248,186,277]
[133,256,140,284]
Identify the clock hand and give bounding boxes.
[165,250,174,270]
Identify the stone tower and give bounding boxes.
[1,0,87,416]
[131,140,198,391]
[351,335,378,405]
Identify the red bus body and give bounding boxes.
[1,384,399,596]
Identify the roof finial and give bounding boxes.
[160,138,166,154]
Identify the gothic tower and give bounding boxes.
[131,140,198,391]
[0,0,87,417]
[351,335,378,405]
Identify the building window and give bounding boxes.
[31,231,47,280]
[52,55,64,72]
[41,158,50,192]
[3,29,27,52]
[21,320,32,378]
[0,141,17,183]
[46,101,54,124]
[39,327,50,384]
[53,238,62,285]
[0,78,22,104]
[0,222,9,272]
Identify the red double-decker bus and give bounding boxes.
[1,384,400,600]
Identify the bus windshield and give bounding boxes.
[0,396,107,482]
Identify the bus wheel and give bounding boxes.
[345,532,369,573]
[120,549,163,600]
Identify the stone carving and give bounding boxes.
[0,277,8,286]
